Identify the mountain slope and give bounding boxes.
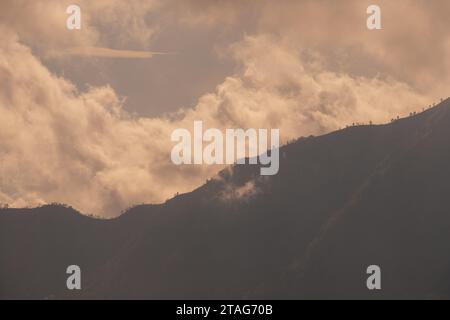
[1,98,450,299]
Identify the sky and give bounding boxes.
[0,0,449,217]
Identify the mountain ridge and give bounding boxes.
[1,97,450,299]
[2,98,448,220]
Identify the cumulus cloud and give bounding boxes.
[256,0,450,98]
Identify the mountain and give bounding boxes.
[2,98,450,299]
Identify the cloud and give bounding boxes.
[0,0,161,52]
[257,0,450,100]
[0,1,448,217]
[219,180,261,202]
[49,47,171,59]
[0,28,221,216]
[0,30,430,217]
[5,0,449,115]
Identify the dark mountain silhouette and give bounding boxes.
[2,98,450,299]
